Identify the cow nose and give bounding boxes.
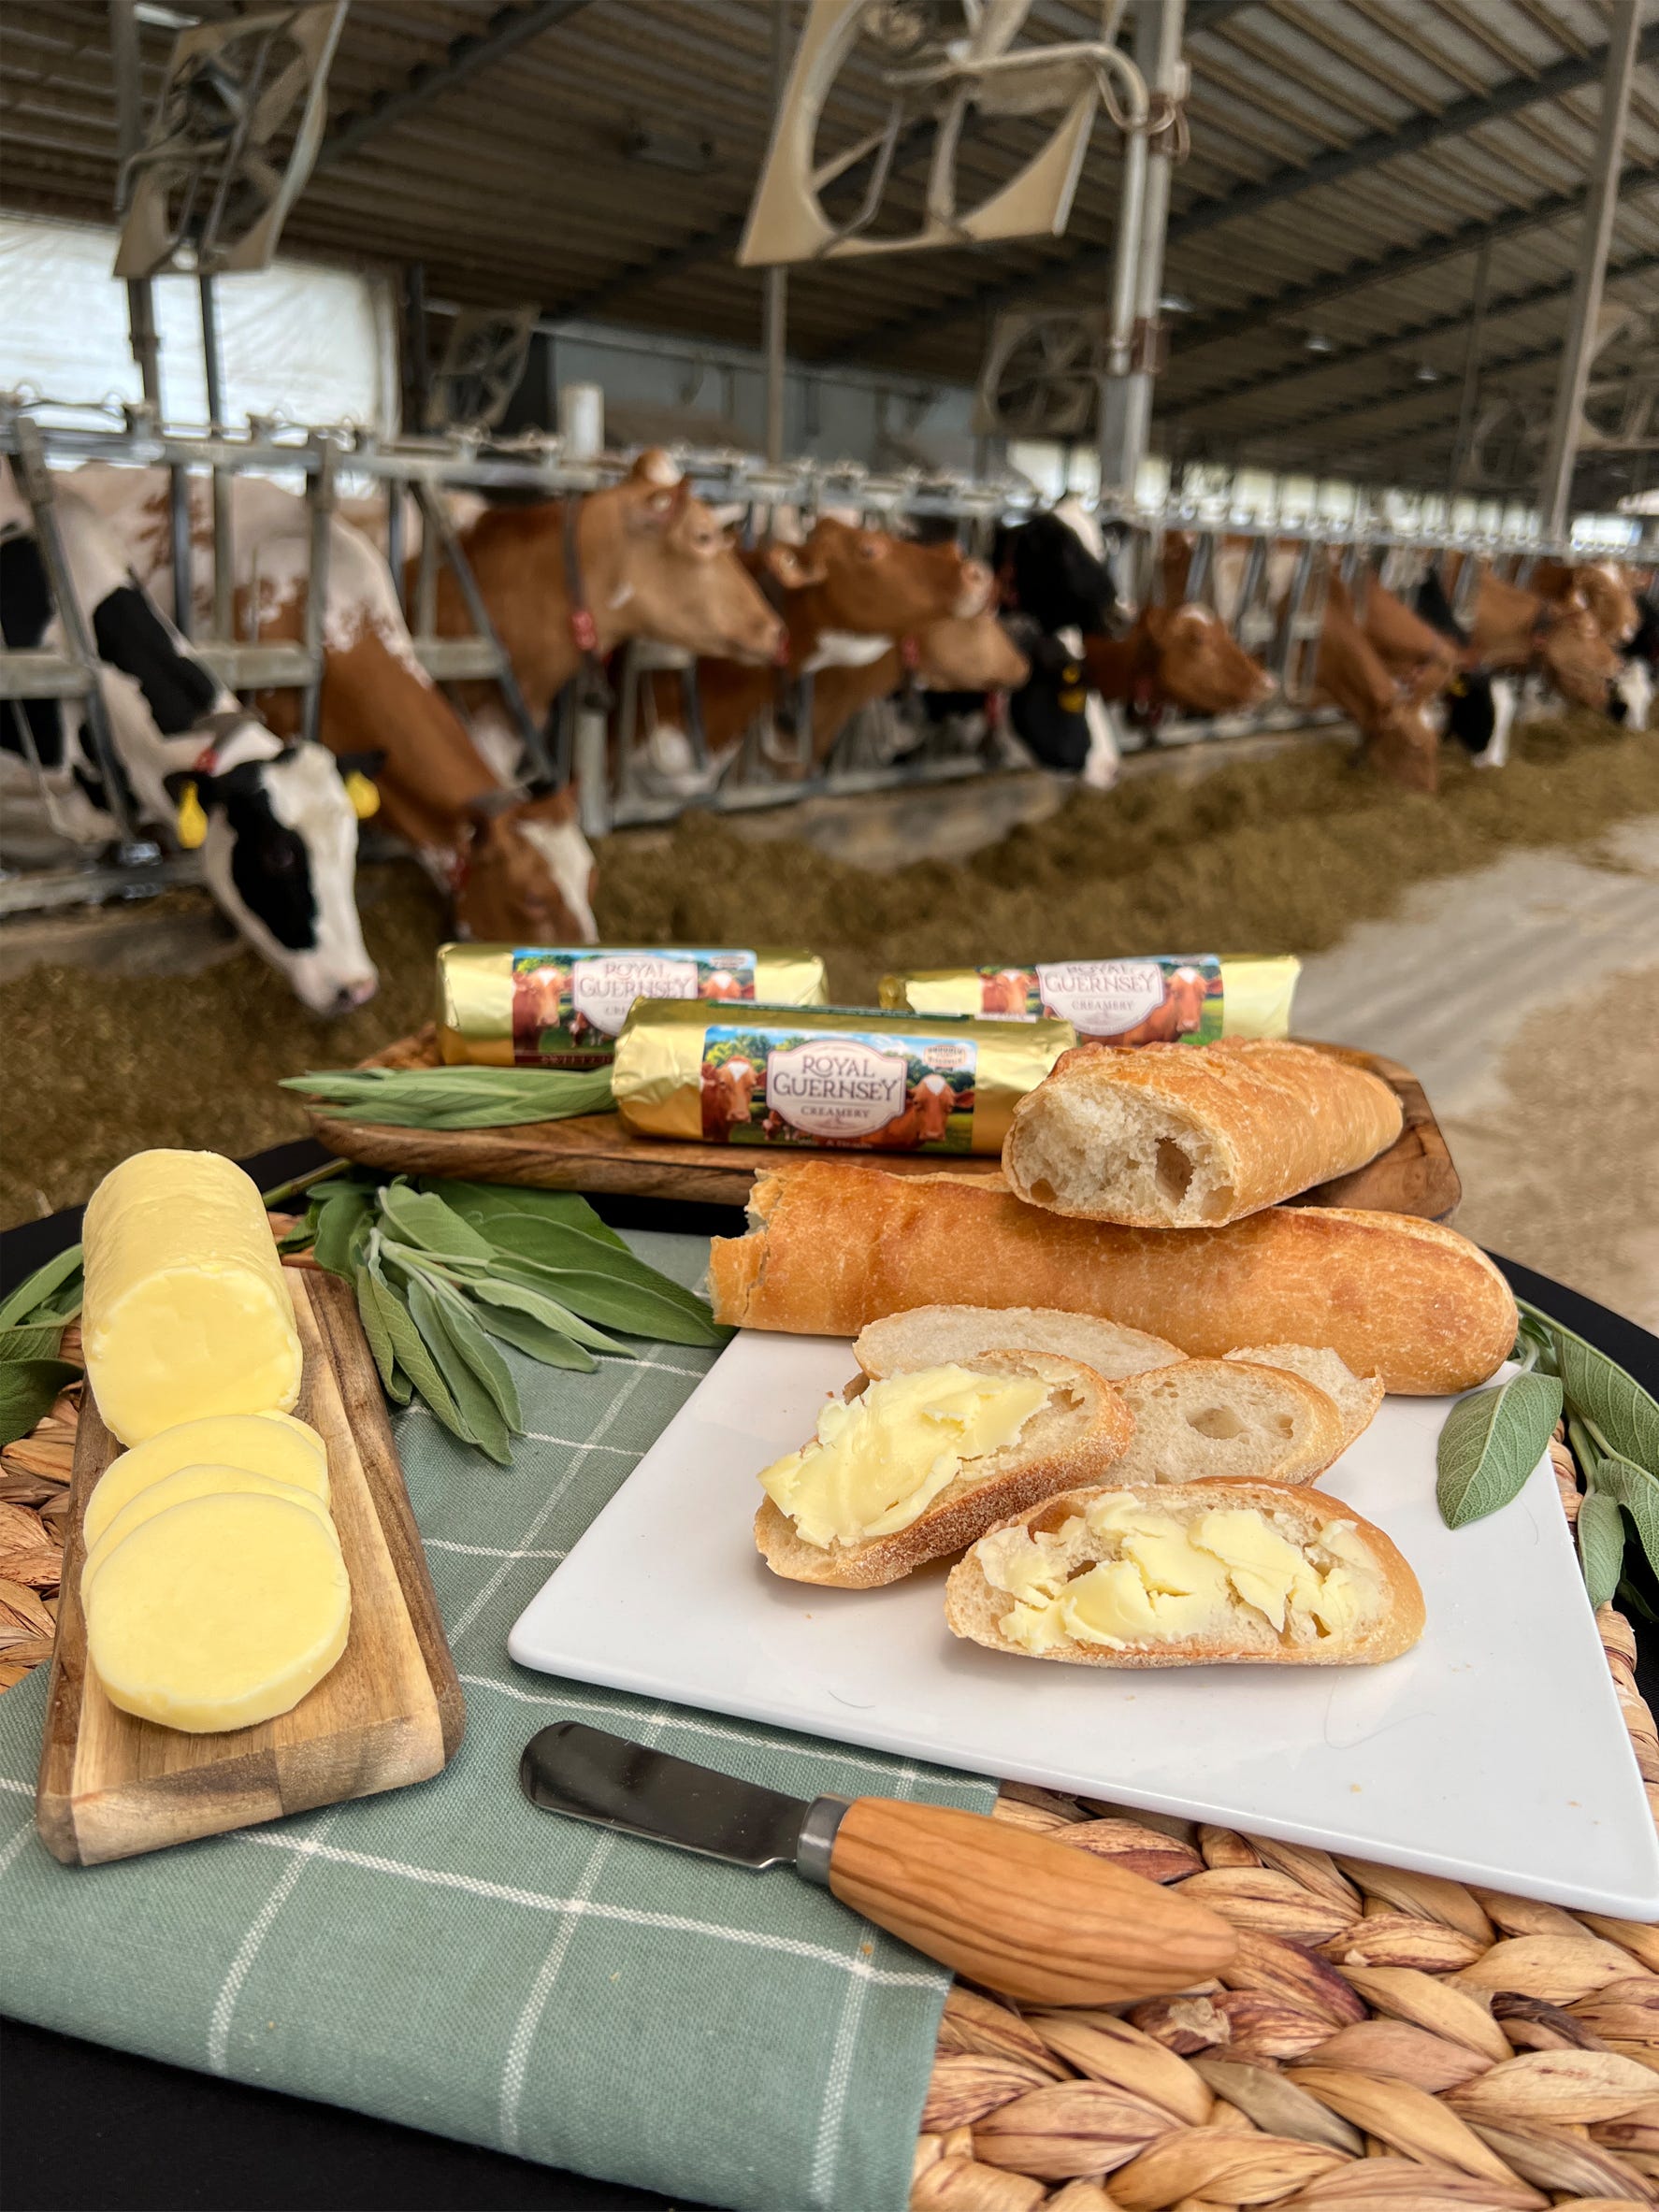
[327,973,379,1016]
[956,561,993,617]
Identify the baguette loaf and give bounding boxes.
[1110,1359,1344,1487]
[707,1163,1515,1396]
[755,1350,1132,1588]
[945,1481,1423,1667]
[1225,1343,1383,1457]
[1004,1040,1404,1228]
[856,1305,1182,1383]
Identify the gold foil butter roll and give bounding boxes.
[437,943,829,1070]
[613,1000,1076,1156]
[880,953,1300,1045]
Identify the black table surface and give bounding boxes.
[4,1141,1656,2212]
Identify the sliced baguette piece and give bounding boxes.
[1003,1039,1404,1228]
[755,1350,1133,1590]
[1110,1358,1344,1487]
[1224,1343,1384,1458]
[707,1165,1517,1397]
[856,1304,1182,1384]
[945,1481,1424,1668]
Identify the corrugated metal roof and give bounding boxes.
[2,0,1654,495]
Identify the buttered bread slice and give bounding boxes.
[1110,1357,1345,1487]
[946,1482,1422,1666]
[755,1351,1133,1589]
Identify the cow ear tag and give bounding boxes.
[174,781,208,849]
[344,770,381,820]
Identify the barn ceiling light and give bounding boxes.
[134,3,198,23]
[1414,363,1441,381]
[626,123,716,174]
[1160,292,1195,313]
[1305,333,1337,352]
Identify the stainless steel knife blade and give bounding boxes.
[519,1721,844,1874]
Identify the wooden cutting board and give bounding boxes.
[307,1028,1461,1221]
[36,1271,464,1866]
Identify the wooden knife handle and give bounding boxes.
[826,1797,1236,2007]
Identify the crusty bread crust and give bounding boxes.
[754,1351,1134,1589]
[944,1480,1424,1667]
[1003,1040,1404,1228]
[707,1165,1516,1396]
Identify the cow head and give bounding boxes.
[600,452,784,666]
[794,517,992,633]
[916,612,1030,692]
[1143,604,1275,716]
[1367,697,1442,794]
[996,510,1116,634]
[1551,562,1640,649]
[1537,596,1622,711]
[454,785,598,944]
[166,731,379,1016]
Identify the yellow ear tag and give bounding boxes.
[175,781,208,849]
[344,770,380,820]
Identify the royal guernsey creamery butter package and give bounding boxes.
[881,952,1300,1046]
[613,1001,1075,1156]
[437,942,829,1071]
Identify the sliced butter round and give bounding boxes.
[85,1413,328,1548]
[81,1463,337,1599]
[85,1492,352,1733]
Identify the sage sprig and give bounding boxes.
[281,1067,614,1129]
[0,1240,84,1447]
[1438,1294,1659,1604]
[296,1172,723,1463]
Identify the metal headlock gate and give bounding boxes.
[0,400,1645,913]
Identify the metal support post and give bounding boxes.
[110,0,163,410]
[1448,237,1492,496]
[414,482,554,783]
[199,276,235,645]
[11,421,140,844]
[762,0,792,465]
[1537,0,1642,537]
[300,438,336,747]
[1099,0,1185,505]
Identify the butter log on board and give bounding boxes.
[81,1149,302,1446]
[707,1163,1516,1397]
[883,952,1300,1045]
[1003,1038,1405,1228]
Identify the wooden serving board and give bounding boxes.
[36,1271,464,1866]
[309,1028,1461,1221]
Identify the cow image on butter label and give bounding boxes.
[702,1023,975,1151]
[974,955,1222,1044]
[511,947,757,1068]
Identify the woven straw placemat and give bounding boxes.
[7,1391,1656,2210]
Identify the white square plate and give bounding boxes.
[510,1332,1659,1917]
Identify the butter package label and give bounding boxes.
[512,948,757,1069]
[436,943,829,1070]
[704,1020,976,1152]
[883,953,1300,1045]
[612,1000,1075,1155]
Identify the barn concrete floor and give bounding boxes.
[1294,820,1659,1330]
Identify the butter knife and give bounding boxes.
[519,1721,1234,2006]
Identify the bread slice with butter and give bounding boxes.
[856,1305,1182,1384]
[755,1351,1133,1589]
[1224,1343,1383,1458]
[1110,1357,1345,1487]
[945,1481,1423,1667]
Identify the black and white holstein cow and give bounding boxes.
[0,482,378,1015]
[992,497,1122,788]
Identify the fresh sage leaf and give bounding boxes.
[313,1190,373,1280]
[0,1320,72,1364]
[483,1222,714,1325]
[0,1358,79,1449]
[1437,1370,1564,1529]
[469,1301,596,1372]
[424,1181,625,1249]
[1618,1574,1659,1624]
[353,1262,398,1396]
[369,1266,470,1444]
[405,1275,512,1464]
[425,1278,525,1432]
[512,1266,721,1346]
[1556,1333,1659,1479]
[1578,1486,1625,1609]
[282,1067,613,1128]
[378,1183,498,1263]
[0,1243,83,1329]
[1594,1455,1659,1582]
[467,1275,626,1356]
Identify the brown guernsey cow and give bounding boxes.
[1443,553,1620,711]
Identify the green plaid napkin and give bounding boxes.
[0,1228,995,2212]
